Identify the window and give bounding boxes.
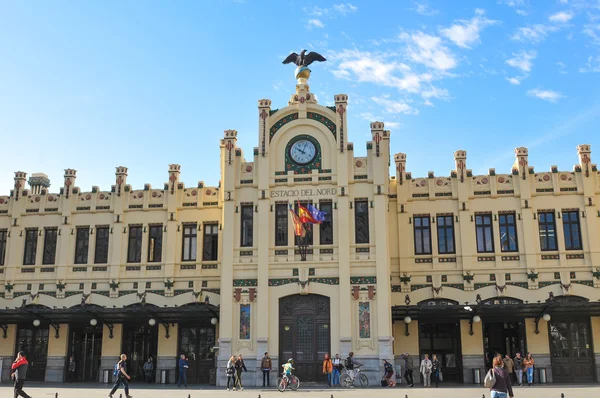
[355,200,370,244]
[23,229,38,265]
[275,204,288,246]
[499,213,518,252]
[203,224,219,261]
[148,225,163,262]
[182,224,197,261]
[562,211,582,250]
[294,202,313,245]
[414,216,432,255]
[240,205,253,247]
[538,211,558,251]
[437,215,455,254]
[127,226,142,263]
[94,227,109,264]
[74,227,90,264]
[319,201,333,245]
[475,214,494,253]
[42,228,58,265]
[0,230,7,266]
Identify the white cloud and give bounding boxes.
[527,88,564,102]
[516,9,528,16]
[384,121,401,128]
[412,1,438,16]
[557,61,568,74]
[579,55,600,72]
[512,24,559,43]
[423,99,434,106]
[333,3,358,16]
[549,11,574,22]
[498,0,529,15]
[371,96,419,115]
[304,3,357,18]
[506,50,537,72]
[583,24,600,44]
[404,31,458,70]
[506,76,522,85]
[421,86,450,100]
[307,19,325,29]
[441,10,499,49]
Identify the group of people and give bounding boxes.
[321,352,363,387]
[398,352,442,388]
[226,353,248,391]
[494,352,536,387]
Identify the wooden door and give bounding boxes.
[15,326,49,381]
[279,295,330,382]
[178,325,216,384]
[549,320,595,383]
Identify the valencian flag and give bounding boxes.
[289,209,306,237]
[307,204,326,224]
[297,203,319,224]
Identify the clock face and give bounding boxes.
[289,139,317,165]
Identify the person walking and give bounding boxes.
[383,359,396,387]
[488,356,514,398]
[67,356,76,382]
[108,353,132,398]
[322,353,333,387]
[143,357,154,383]
[431,354,441,387]
[331,354,342,386]
[399,352,414,387]
[11,351,32,398]
[420,354,433,388]
[347,352,363,383]
[177,354,188,388]
[513,352,524,386]
[524,353,534,386]
[235,354,247,391]
[261,352,272,387]
[226,355,237,391]
[503,354,515,383]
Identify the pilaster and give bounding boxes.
[576,145,600,267]
[109,167,128,280]
[0,324,17,382]
[46,323,69,382]
[454,151,475,274]
[157,323,178,384]
[100,323,122,383]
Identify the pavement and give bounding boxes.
[1,383,599,398]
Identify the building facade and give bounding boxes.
[1,76,600,386]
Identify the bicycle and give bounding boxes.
[277,373,300,392]
[341,365,369,388]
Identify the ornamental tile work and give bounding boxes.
[269,113,299,141]
[306,112,336,137]
[350,276,376,284]
[233,279,257,287]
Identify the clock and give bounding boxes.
[289,139,317,165]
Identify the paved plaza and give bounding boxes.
[1,384,599,398]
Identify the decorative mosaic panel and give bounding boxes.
[269,113,299,141]
[506,282,528,288]
[309,277,339,285]
[307,112,337,137]
[442,284,464,290]
[350,276,376,284]
[240,304,251,340]
[233,279,258,287]
[358,302,371,339]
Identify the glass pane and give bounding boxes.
[550,322,570,358]
[296,316,314,361]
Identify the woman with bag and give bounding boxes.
[432,354,441,387]
[485,356,514,398]
[322,353,333,387]
[524,353,535,386]
[226,355,237,391]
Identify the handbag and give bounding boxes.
[438,370,443,382]
[483,369,496,388]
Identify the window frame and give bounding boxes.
[475,213,495,253]
[562,210,583,250]
[42,228,58,265]
[319,201,333,245]
[498,212,519,253]
[202,223,219,261]
[538,211,558,251]
[23,229,38,266]
[74,227,90,264]
[275,204,288,247]
[413,215,432,255]
[181,224,197,262]
[436,215,456,254]
[240,204,254,247]
[294,201,313,245]
[94,227,110,264]
[0,229,7,266]
[354,200,370,244]
[148,225,163,262]
[127,225,143,263]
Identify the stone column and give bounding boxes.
[5,172,27,284]
[99,324,122,383]
[460,319,485,384]
[57,169,77,283]
[524,317,552,382]
[109,167,128,283]
[45,324,69,382]
[156,323,178,384]
[0,324,17,382]
[393,320,419,385]
[164,164,181,279]
[576,145,600,268]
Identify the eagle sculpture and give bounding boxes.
[283,49,327,66]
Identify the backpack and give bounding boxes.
[113,362,120,377]
[345,357,353,369]
[483,368,496,388]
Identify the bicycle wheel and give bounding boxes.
[359,372,369,388]
[341,373,353,388]
[277,377,286,392]
[290,375,300,391]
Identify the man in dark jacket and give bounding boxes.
[260,352,272,387]
[177,354,189,388]
[11,351,32,398]
[399,352,414,387]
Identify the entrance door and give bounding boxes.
[550,320,595,383]
[483,321,526,369]
[418,322,462,382]
[279,295,330,383]
[178,325,216,384]
[122,324,158,382]
[15,326,49,381]
[68,326,103,382]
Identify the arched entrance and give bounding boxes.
[279,294,330,383]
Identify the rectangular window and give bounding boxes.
[319,201,333,245]
[0,230,8,266]
[539,211,558,251]
[23,229,38,265]
[202,224,219,261]
[294,202,313,245]
[127,226,142,263]
[562,211,582,250]
[94,227,109,264]
[275,204,288,246]
[355,200,370,244]
[182,224,197,261]
[475,214,494,253]
[74,227,90,264]
[42,228,58,265]
[499,213,518,252]
[414,216,432,255]
[240,205,253,247]
[437,215,455,254]
[148,225,163,262]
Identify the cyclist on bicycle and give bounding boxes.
[282,358,295,383]
[346,352,363,382]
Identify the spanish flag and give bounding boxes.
[298,204,319,224]
[289,209,306,237]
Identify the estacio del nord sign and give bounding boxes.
[270,187,337,198]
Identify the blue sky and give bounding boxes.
[1,0,599,194]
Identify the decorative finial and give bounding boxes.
[283,49,326,83]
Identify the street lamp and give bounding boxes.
[32,319,41,327]
[404,316,412,336]
[148,318,157,326]
[210,318,218,325]
[473,315,481,323]
[542,313,551,322]
[90,319,98,327]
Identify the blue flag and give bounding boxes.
[307,204,326,224]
